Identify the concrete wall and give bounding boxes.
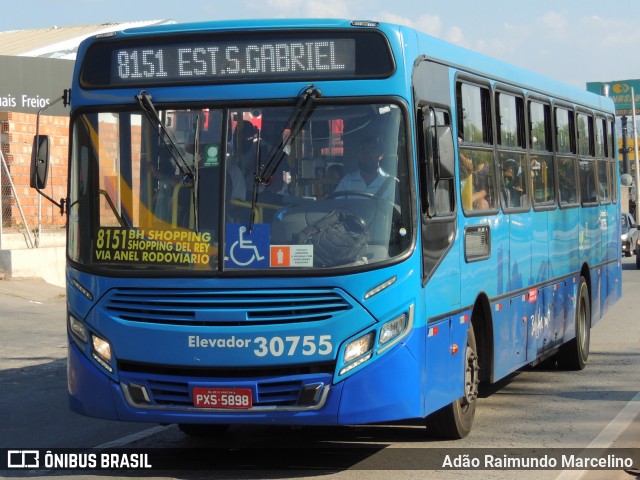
[0,245,65,287]
[0,231,65,287]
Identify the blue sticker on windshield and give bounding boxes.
[224,223,270,268]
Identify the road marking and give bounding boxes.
[94,424,176,449]
[555,390,640,480]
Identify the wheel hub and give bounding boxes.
[464,348,480,404]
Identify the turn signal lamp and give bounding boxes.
[379,314,407,345]
[68,315,88,343]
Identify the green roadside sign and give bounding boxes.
[587,79,640,116]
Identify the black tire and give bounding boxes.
[557,276,590,370]
[426,325,479,439]
[636,252,640,270]
[178,424,229,437]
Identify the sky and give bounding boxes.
[2,0,640,89]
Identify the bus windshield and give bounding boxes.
[68,100,412,272]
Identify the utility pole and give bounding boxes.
[621,116,630,175]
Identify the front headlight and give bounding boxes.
[92,334,113,372]
[343,332,374,363]
[338,305,414,377]
[622,233,629,241]
[340,332,374,375]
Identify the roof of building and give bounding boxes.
[0,20,173,59]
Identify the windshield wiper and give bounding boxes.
[248,85,321,230]
[192,114,201,231]
[135,91,194,182]
[256,85,321,185]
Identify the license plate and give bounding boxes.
[192,387,252,409]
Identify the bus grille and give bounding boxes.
[119,369,333,409]
[149,378,304,406]
[101,288,352,326]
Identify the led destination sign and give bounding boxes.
[114,39,355,83]
[79,31,394,87]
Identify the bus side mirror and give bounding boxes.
[30,135,50,189]
[437,125,454,178]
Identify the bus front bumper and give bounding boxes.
[67,337,422,425]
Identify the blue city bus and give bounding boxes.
[35,18,621,439]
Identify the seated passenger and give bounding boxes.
[472,197,490,210]
[501,159,524,208]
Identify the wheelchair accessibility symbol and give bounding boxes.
[224,223,270,268]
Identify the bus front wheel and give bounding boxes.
[426,325,479,439]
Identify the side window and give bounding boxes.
[597,160,610,204]
[577,113,594,157]
[497,93,525,148]
[595,117,606,158]
[610,161,618,203]
[595,116,610,205]
[529,101,551,151]
[579,160,598,205]
[529,100,555,206]
[607,118,616,160]
[456,82,497,214]
[457,82,492,144]
[557,156,579,207]
[576,112,597,205]
[555,107,575,154]
[497,91,529,211]
[608,118,618,203]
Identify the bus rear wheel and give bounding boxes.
[426,325,479,439]
[557,276,590,370]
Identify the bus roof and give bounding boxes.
[79,18,614,114]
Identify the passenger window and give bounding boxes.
[595,117,606,158]
[555,108,575,154]
[499,153,529,210]
[609,161,618,203]
[457,83,492,145]
[529,101,551,152]
[529,101,554,206]
[577,113,593,157]
[579,160,597,205]
[456,82,497,214]
[557,156,579,207]
[597,160,610,204]
[530,155,554,206]
[497,91,528,211]
[497,93,524,148]
[607,119,616,159]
